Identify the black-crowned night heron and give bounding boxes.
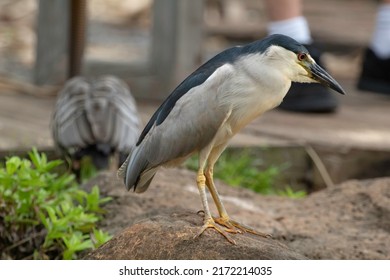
[118,34,345,243]
[52,75,140,177]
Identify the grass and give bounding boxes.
[185,150,306,198]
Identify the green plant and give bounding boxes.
[0,148,112,260]
[277,186,307,198]
[185,150,306,197]
[79,156,98,183]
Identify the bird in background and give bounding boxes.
[52,75,141,179]
[118,34,345,244]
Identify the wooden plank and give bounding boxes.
[34,0,70,85]
[173,0,204,83]
[69,0,87,77]
[150,0,178,98]
[150,0,204,99]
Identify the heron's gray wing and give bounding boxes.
[136,45,243,146]
[52,77,93,152]
[120,63,235,192]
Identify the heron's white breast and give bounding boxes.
[217,53,292,135]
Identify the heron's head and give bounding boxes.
[250,34,345,95]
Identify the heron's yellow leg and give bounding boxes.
[205,166,271,238]
[194,169,236,244]
[205,146,272,238]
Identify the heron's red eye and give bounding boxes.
[297,53,307,61]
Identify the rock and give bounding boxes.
[86,210,306,260]
[277,178,390,259]
[83,169,390,259]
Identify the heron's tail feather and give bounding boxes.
[117,155,130,179]
[133,167,158,193]
[117,145,158,193]
[118,152,129,168]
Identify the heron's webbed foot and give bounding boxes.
[194,217,237,244]
[214,216,272,238]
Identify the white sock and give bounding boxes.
[370,4,390,59]
[267,16,313,45]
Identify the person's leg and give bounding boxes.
[370,1,390,59]
[358,1,390,94]
[265,0,311,44]
[264,0,338,113]
[264,0,302,20]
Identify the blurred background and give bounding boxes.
[0,0,375,89]
[0,0,389,191]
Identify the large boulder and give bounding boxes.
[86,209,305,260]
[83,169,390,259]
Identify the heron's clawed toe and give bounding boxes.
[215,216,272,238]
[214,217,243,234]
[194,218,236,244]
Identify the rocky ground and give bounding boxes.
[84,168,390,260]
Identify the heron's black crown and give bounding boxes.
[242,34,308,55]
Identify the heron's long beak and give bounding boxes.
[309,62,346,95]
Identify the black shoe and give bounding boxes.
[278,44,339,113]
[357,48,390,95]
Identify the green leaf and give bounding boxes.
[62,249,75,260]
[43,159,63,172]
[277,186,307,198]
[92,228,112,248]
[38,210,50,229]
[5,157,21,175]
[62,233,93,259]
[28,148,41,168]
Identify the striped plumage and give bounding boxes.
[52,75,140,174]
